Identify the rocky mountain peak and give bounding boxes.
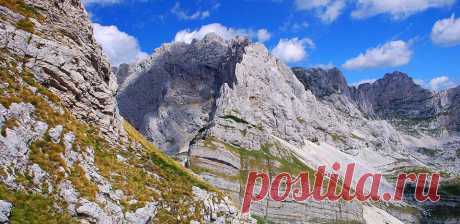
[117,34,251,154]
[381,70,412,81]
[354,71,436,121]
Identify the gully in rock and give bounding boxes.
[241,162,441,214]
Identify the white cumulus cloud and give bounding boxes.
[431,14,460,46]
[295,0,346,23]
[257,29,272,43]
[342,40,412,70]
[429,76,457,91]
[93,23,148,66]
[174,23,271,44]
[352,0,455,20]
[271,38,315,63]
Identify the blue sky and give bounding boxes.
[84,0,460,90]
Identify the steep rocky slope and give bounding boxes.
[0,0,246,223]
[116,34,460,223]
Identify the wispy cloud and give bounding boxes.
[280,20,309,33]
[352,0,455,20]
[171,2,211,20]
[342,40,412,70]
[295,0,346,23]
[429,76,457,91]
[431,14,460,47]
[293,0,455,22]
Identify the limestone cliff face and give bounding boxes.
[441,86,460,132]
[0,1,246,223]
[0,0,122,139]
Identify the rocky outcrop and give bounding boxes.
[292,67,351,98]
[0,200,12,223]
[443,86,460,132]
[0,0,122,139]
[0,0,246,223]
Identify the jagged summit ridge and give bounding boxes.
[293,67,459,133]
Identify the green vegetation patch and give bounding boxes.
[252,214,275,224]
[330,133,346,143]
[0,184,78,224]
[29,139,67,182]
[296,117,305,124]
[438,177,460,197]
[1,117,18,137]
[428,205,460,219]
[69,163,98,201]
[15,18,34,33]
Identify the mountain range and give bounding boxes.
[116,34,460,223]
[0,1,459,224]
